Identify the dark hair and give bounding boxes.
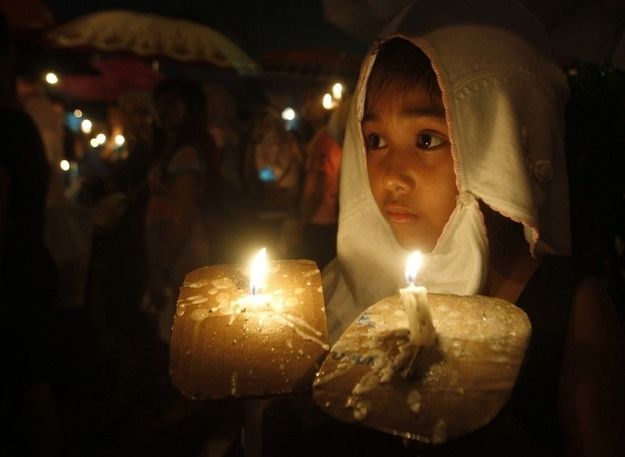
[366,38,440,107]
[153,78,206,116]
[152,78,209,153]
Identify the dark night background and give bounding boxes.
[1,1,624,456]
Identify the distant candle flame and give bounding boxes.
[405,251,423,286]
[249,248,268,295]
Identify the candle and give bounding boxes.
[169,248,329,400]
[313,292,532,443]
[400,251,436,346]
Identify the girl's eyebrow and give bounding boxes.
[362,104,445,123]
[401,106,445,118]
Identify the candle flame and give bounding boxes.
[249,247,268,295]
[405,251,423,286]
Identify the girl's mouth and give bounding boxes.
[386,206,419,224]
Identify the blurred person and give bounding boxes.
[245,108,303,213]
[203,82,246,263]
[204,81,244,196]
[0,11,63,456]
[80,90,160,418]
[145,78,222,342]
[16,74,66,207]
[298,83,331,145]
[242,107,303,257]
[286,97,350,270]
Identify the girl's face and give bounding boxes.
[363,81,458,253]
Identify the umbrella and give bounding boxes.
[46,9,259,75]
[56,56,162,103]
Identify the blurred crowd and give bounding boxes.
[1,10,350,457]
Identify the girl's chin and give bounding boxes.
[394,232,436,254]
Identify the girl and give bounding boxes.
[322,0,625,455]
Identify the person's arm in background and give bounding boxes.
[559,276,625,456]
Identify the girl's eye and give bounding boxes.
[416,132,446,149]
[365,133,387,150]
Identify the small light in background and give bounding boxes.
[332,82,343,100]
[95,133,106,145]
[73,109,83,118]
[89,138,100,148]
[81,119,93,134]
[322,93,335,110]
[567,67,579,77]
[59,159,70,171]
[114,134,125,146]
[281,107,296,121]
[45,72,59,85]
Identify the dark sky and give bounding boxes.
[41,0,367,58]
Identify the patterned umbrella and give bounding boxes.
[46,9,259,75]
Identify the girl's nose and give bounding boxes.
[383,149,414,194]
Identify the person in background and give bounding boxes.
[286,95,350,270]
[82,90,160,419]
[245,107,303,213]
[241,106,303,258]
[204,82,244,197]
[16,73,66,208]
[0,10,62,456]
[145,78,221,342]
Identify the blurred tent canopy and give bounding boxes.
[322,0,625,69]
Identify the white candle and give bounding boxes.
[400,252,436,346]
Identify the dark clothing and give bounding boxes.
[88,137,155,336]
[0,108,57,385]
[511,255,585,450]
[1,107,59,455]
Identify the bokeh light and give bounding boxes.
[45,72,59,85]
[81,119,93,134]
[281,107,296,121]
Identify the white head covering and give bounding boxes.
[323,0,571,342]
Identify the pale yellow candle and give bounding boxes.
[400,251,435,346]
